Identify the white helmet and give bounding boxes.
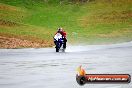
[58,28,63,32]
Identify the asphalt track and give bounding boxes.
[0,42,132,88]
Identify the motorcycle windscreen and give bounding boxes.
[54,33,62,41]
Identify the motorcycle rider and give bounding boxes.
[54,28,67,49]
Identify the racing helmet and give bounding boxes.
[57,28,63,33]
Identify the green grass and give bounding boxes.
[0,0,132,46]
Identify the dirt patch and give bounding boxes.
[0,19,20,27]
[0,3,19,12]
[94,10,132,21]
[0,36,54,48]
[79,10,132,27]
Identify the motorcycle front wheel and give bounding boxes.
[56,42,60,52]
[56,47,59,52]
